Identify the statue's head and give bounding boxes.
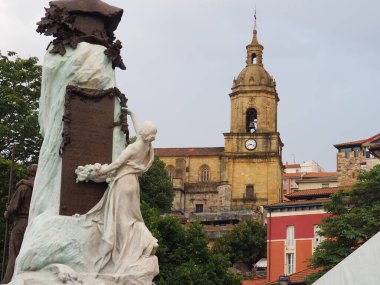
[139,121,157,143]
[28,164,38,177]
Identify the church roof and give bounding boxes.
[155,147,224,157]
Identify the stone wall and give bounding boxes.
[337,151,380,186]
[228,156,282,206]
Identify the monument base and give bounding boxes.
[11,211,159,285]
[9,261,158,285]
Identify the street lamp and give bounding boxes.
[279,275,291,285]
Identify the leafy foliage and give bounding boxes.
[139,156,174,213]
[212,219,266,267]
[141,207,241,285]
[139,156,239,284]
[0,51,42,164]
[0,51,42,275]
[306,165,380,284]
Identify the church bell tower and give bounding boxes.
[223,28,283,207]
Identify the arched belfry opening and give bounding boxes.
[246,108,257,133]
[251,53,257,64]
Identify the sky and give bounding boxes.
[0,0,379,171]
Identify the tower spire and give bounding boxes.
[245,24,263,66]
[254,6,257,30]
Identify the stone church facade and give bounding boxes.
[156,28,283,216]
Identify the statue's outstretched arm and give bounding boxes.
[124,108,141,135]
[98,145,133,175]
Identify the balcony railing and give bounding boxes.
[243,193,257,203]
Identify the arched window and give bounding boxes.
[166,165,175,181]
[199,165,210,182]
[246,108,257,133]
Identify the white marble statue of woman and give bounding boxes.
[76,109,159,274]
[11,110,159,285]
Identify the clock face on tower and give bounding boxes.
[245,139,257,151]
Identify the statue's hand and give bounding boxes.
[16,179,27,188]
[121,107,132,115]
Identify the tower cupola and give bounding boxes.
[246,29,263,66]
[232,28,275,89]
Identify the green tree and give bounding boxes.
[142,212,241,285]
[0,51,42,276]
[213,219,266,268]
[139,156,239,283]
[306,165,380,284]
[0,51,42,164]
[139,156,174,213]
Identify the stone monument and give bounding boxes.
[5,1,159,284]
[30,0,128,221]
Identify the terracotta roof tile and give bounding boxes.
[296,177,337,184]
[242,278,267,285]
[155,147,224,157]
[266,198,331,208]
[284,164,301,169]
[334,133,380,148]
[302,172,337,178]
[284,173,302,178]
[334,139,366,148]
[268,268,321,284]
[285,186,350,199]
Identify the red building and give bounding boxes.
[264,187,349,283]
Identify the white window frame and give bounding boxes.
[286,253,295,275]
[286,226,295,249]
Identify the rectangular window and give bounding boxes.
[286,226,295,249]
[322,183,329,188]
[245,185,254,198]
[195,204,203,213]
[286,253,295,274]
[283,178,288,184]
